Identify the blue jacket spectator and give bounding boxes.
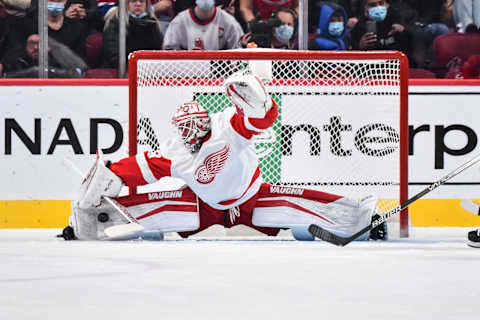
[309,1,348,50]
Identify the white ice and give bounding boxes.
[1,227,479,320]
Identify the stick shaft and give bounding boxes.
[374,153,480,228]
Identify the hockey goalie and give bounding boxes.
[61,72,388,241]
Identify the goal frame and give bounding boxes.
[128,50,410,237]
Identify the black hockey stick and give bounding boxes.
[309,153,480,247]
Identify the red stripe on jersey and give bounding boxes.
[136,204,198,220]
[230,113,258,139]
[110,152,172,187]
[255,199,335,224]
[218,166,261,206]
[229,100,278,139]
[110,156,149,186]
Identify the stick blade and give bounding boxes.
[104,223,144,240]
[308,224,348,246]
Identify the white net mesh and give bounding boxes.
[132,51,408,237]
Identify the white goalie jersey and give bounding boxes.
[109,102,279,210]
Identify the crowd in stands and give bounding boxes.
[0,0,479,78]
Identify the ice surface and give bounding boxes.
[1,227,479,320]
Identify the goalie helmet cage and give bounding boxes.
[128,50,409,238]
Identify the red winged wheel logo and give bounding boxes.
[195,145,231,184]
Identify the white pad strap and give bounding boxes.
[77,150,123,209]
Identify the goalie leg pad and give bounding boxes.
[252,186,377,241]
[116,189,200,233]
[68,188,200,240]
[70,200,133,240]
[77,150,123,209]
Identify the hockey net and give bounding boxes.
[129,50,409,238]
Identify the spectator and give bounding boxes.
[309,1,348,50]
[46,0,88,59]
[402,0,451,68]
[173,0,238,17]
[173,0,195,16]
[323,0,362,30]
[163,0,243,50]
[101,0,163,68]
[270,7,296,48]
[64,0,104,33]
[152,0,173,32]
[217,0,236,16]
[461,54,480,78]
[97,0,118,19]
[0,33,87,77]
[0,0,37,50]
[351,0,408,54]
[0,11,7,59]
[242,7,296,48]
[453,0,480,32]
[240,0,298,24]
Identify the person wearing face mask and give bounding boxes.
[269,7,296,49]
[162,0,243,50]
[64,0,103,34]
[29,0,88,59]
[351,0,408,54]
[101,0,163,69]
[308,2,348,50]
[242,7,296,49]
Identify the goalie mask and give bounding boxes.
[172,101,211,153]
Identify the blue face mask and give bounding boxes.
[368,6,387,21]
[274,25,294,44]
[47,2,65,15]
[195,0,215,11]
[129,11,148,19]
[328,22,344,37]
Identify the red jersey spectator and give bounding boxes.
[163,1,243,50]
[240,0,298,23]
[461,54,480,78]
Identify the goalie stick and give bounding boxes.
[62,157,145,240]
[309,153,480,247]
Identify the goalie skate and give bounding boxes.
[468,229,480,248]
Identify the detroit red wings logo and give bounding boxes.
[195,145,231,184]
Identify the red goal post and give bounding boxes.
[128,50,409,237]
